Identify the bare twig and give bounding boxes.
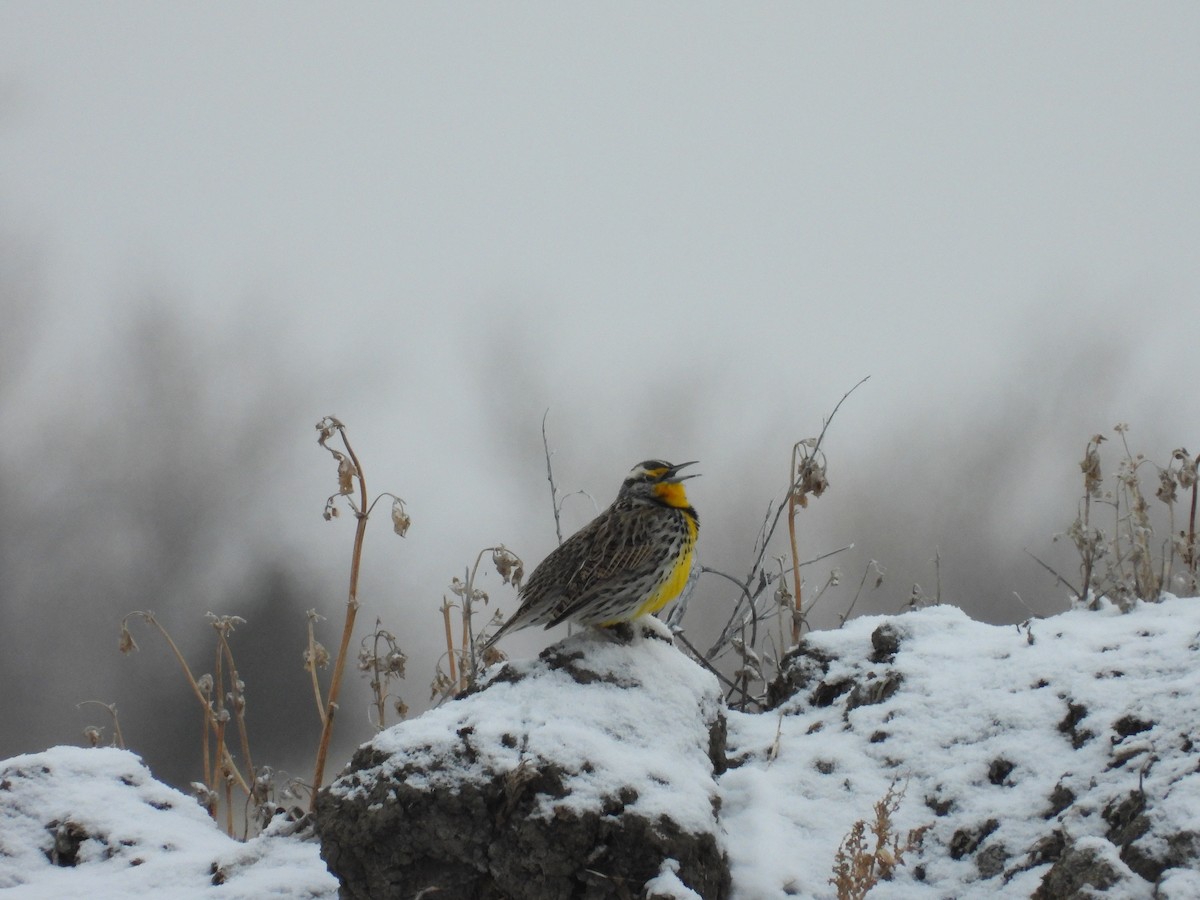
[800,569,841,622]
[304,610,328,726]
[121,611,251,798]
[212,615,254,785]
[933,547,942,606]
[373,621,388,729]
[787,441,804,645]
[210,632,229,825]
[673,630,751,703]
[542,409,565,547]
[1027,547,1084,602]
[1178,449,1199,592]
[441,597,458,687]
[359,619,407,730]
[705,548,852,659]
[434,545,524,704]
[1073,434,1105,604]
[839,560,884,626]
[703,565,760,654]
[814,376,871,458]
[77,701,125,749]
[788,378,870,645]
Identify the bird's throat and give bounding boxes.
[652,482,692,510]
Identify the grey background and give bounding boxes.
[2,4,1197,793]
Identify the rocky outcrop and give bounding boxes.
[750,601,1200,898]
[316,597,1200,899]
[315,627,729,900]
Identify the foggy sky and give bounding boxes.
[2,4,1199,790]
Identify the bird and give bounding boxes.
[485,459,700,648]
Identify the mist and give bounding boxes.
[2,4,1198,795]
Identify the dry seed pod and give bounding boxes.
[391,497,411,536]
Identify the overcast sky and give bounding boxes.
[3,4,1199,775]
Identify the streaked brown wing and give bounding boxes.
[548,507,665,625]
[499,511,610,631]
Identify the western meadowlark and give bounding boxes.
[486,460,700,647]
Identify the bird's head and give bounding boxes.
[618,459,699,510]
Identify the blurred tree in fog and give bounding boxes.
[0,237,325,789]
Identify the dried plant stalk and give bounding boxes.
[831,781,928,900]
[310,418,371,806]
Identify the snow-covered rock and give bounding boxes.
[0,746,337,899]
[5,595,1200,898]
[724,595,1200,898]
[315,625,730,899]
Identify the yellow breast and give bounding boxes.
[628,511,699,620]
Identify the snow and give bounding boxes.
[721,596,1200,898]
[0,747,337,898]
[645,858,706,899]
[344,627,725,835]
[4,596,1200,898]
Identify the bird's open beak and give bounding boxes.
[665,460,700,482]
